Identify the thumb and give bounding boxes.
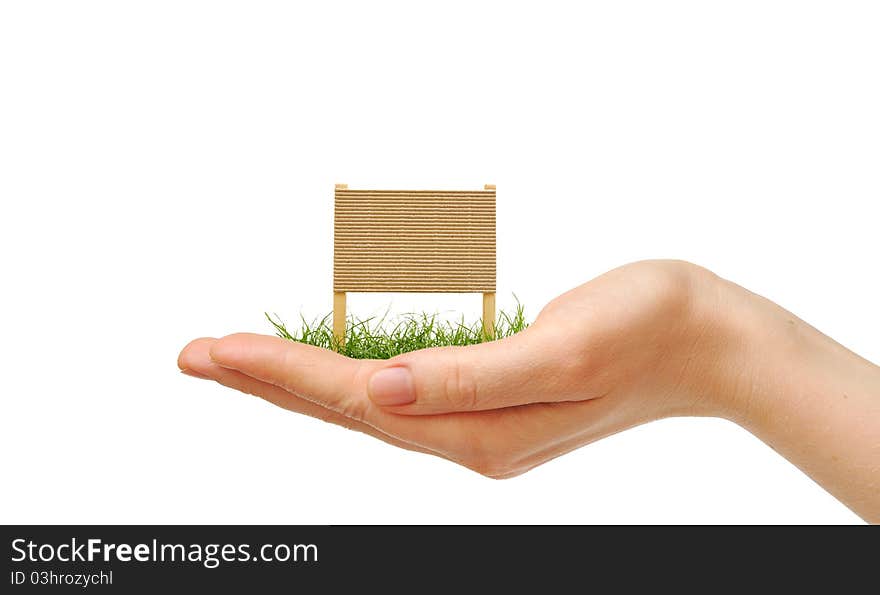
[366,326,583,414]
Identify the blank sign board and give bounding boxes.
[333,186,496,293]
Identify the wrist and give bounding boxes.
[698,273,880,430]
[672,269,799,422]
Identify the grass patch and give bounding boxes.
[266,300,529,359]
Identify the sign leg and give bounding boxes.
[482,292,495,339]
[333,291,347,348]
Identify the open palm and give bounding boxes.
[179,261,726,477]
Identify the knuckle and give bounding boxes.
[443,350,479,411]
[640,260,714,314]
[338,395,368,422]
[305,359,370,423]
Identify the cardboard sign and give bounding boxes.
[333,184,497,344]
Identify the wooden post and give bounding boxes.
[481,185,496,339]
[482,292,495,339]
[333,183,348,348]
[333,291,347,347]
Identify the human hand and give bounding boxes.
[178,260,880,520]
[178,261,737,476]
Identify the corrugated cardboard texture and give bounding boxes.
[334,188,496,293]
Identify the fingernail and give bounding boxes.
[368,366,415,406]
[180,368,211,380]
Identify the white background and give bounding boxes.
[1,1,877,524]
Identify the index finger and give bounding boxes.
[208,333,373,420]
[205,333,493,460]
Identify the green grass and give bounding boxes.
[266,300,529,359]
